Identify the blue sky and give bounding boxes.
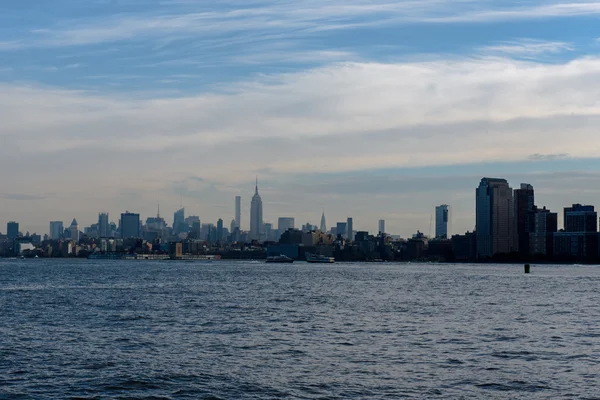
[1,0,600,235]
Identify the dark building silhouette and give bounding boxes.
[7,221,19,241]
[514,183,535,254]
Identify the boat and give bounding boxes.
[305,253,335,263]
[266,254,294,263]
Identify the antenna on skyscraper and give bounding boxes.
[429,214,433,238]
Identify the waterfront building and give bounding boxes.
[435,205,451,239]
[475,177,516,258]
[235,196,241,229]
[217,219,224,242]
[554,204,598,260]
[7,221,19,240]
[278,217,295,233]
[49,221,64,240]
[378,219,385,234]
[250,180,263,241]
[98,213,109,238]
[121,212,141,238]
[531,207,558,256]
[514,183,535,254]
[563,204,597,232]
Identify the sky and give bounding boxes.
[2,0,600,236]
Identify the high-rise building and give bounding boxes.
[98,213,109,238]
[320,211,327,233]
[235,196,241,229]
[49,221,64,240]
[514,183,535,254]
[336,222,347,239]
[435,205,452,239]
[476,178,516,258]
[121,212,141,238]
[217,218,224,242]
[563,204,597,232]
[531,207,557,256]
[173,208,185,234]
[250,180,263,240]
[378,219,385,234]
[230,219,236,235]
[346,217,353,241]
[277,217,295,233]
[7,221,19,240]
[69,218,80,242]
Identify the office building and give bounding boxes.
[563,204,597,232]
[7,222,19,240]
[235,196,241,229]
[69,218,80,242]
[514,183,535,254]
[173,208,185,234]
[320,211,327,233]
[336,222,347,239]
[250,180,264,241]
[278,217,295,233]
[347,217,353,241]
[98,213,109,238]
[435,205,451,239]
[378,219,385,234]
[121,212,141,238]
[49,221,64,240]
[554,204,598,260]
[531,207,557,256]
[217,219,224,242]
[476,177,516,258]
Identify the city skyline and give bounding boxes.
[2,1,600,238]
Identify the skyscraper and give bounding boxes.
[346,217,353,241]
[378,219,385,234]
[217,218,224,242]
[250,179,263,240]
[235,196,241,229]
[173,208,185,234]
[49,221,64,240]
[277,217,295,233]
[435,205,451,239]
[320,211,327,233]
[121,212,141,238]
[98,212,109,238]
[7,222,19,240]
[336,222,347,239]
[514,183,535,254]
[476,178,515,258]
[69,219,80,242]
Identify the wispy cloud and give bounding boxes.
[480,39,574,58]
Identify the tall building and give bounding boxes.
[514,183,535,254]
[320,211,327,233]
[336,222,347,239]
[235,196,241,229]
[531,207,557,256]
[121,212,141,238]
[173,208,185,234]
[98,213,109,238]
[563,204,597,232]
[435,205,451,239]
[49,221,64,240]
[378,219,385,234]
[250,180,263,240]
[346,217,353,241]
[476,178,516,258]
[7,221,19,240]
[217,218,224,242]
[278,217,295,233]
[69,219,80,242]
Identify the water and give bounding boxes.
[1,260,599,399]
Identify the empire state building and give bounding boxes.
[250,179,264,240]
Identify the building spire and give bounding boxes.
[255,176,259,195]
[157,199,160,218]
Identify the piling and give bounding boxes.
[524,264,531,274]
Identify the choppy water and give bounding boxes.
[1,260,599,399]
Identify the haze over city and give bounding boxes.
[2,0,600,235]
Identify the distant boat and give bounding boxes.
[306,253,335,263]
[266,254,294,263]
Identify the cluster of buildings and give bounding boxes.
[1,177,600,262]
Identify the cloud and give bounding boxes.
[480,39,574,58]
[529,153,570,161]
[0,193,49,201]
